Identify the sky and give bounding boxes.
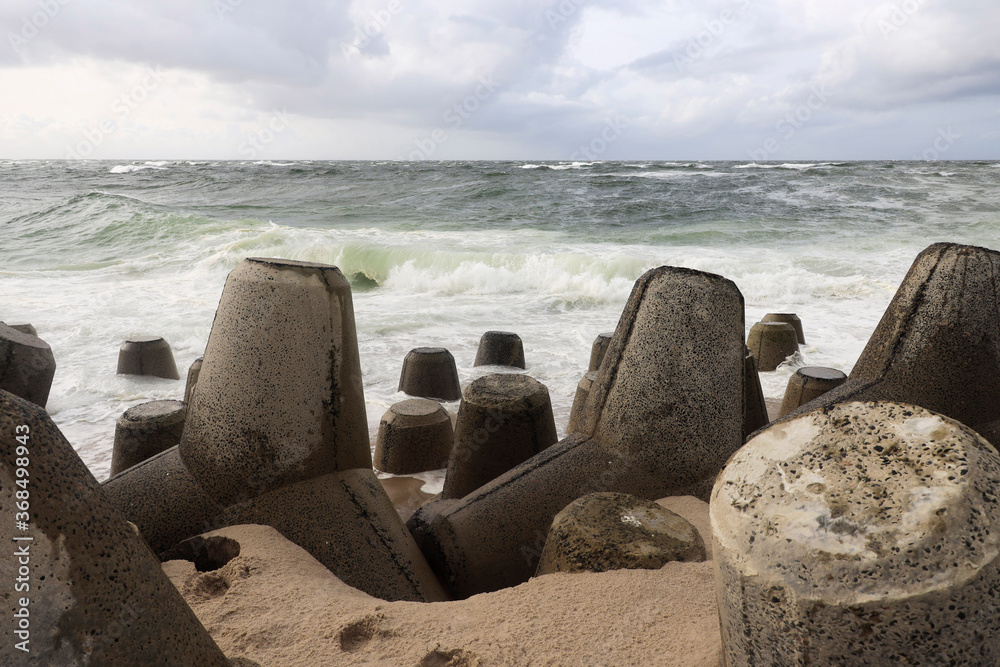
[1,0,998,160]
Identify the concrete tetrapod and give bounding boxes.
[110,399,188,476]
[771,243,1000,447]
[712,402,1000,665]
[374,398,454,474]
[442,373,558,499]
[473,331,526,368]
[397,347,463,401]
[588,332,615,372]
[746,321,798,372]
[761,312,805,344]
[0,390,230,666]
[407,265,745,597]
[106,258,447,603]
[183,356,203,405]
[777,366,847,418]
[0,323,56,408]
[566,371,596,434]
[116,336,181,380]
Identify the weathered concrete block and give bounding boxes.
[408,265,745,597]
[179,258,371,506]
[374,398,454,474]
[536,492,705,575]
[107,258,447,603]
[588,331,615,372]
[743,346,768,440]
[111,399,187,476]
[778,366,847,418]
[117,336,181,380]
[761,312,805,344]
[397,347,462,401]
[0,390,229,666]
[442,373,558,499]
[746,321,798,372]
[0,323,56,408]
[712,401,1000,665]
[474,330,525,368]
[183,356,203,405]
[566,371,596,434]
[773,243,1000,448]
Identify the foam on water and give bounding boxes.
[3,160,1000,482]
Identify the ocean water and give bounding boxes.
[3,159,1000,483]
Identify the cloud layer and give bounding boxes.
[1,0,998,159]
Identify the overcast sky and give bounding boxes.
[1,0,998,160]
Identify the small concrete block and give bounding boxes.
[778,366,847,418]
[117,336,181,380]
[588,332,615,372]
[374,398,454,474]
[0,322,57,408]
[566,371,596,434]
[183,356,203,405]
[761,312,805,344]
[111,399,187,476]
[743,346,768,440]
[442,373,558,499]
[746,321,798,372]
[474,331,526,368]
[536,492,706,575]
[398,347,463,401]
[712,401,1000,665]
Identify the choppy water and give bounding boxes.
[3,159,1000,481]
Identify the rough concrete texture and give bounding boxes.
[397,347,463,401]
[408,265,744,597]
[535,492,705,575]
[777,366,847,418]
[116,336,181,380]
[773,243,1000,448]
[442,373,558,499]
[473,330,526,368]
[183,356,203,405]
[111,399,188,476]
[103,447,448,603]
[712,401,1000,666]
[743,347,769,441]
[103,445,226,553]
[0,390,230,666]
[0,322,57,408]
[588,331,615,372]
[373,398,454,474]
[180,258,371,507]
[566,371,596,434]
[746,321,798,372]
[761,312,805,344]
[223,468,449,602]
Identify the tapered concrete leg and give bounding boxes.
[111,399,187,476]
[0,323,56,408]
[772,243,1000,447]
[117,336,180,380]
[0,390,229,666]
[408,265,745,597]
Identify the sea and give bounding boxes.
[3,159,1000,484]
